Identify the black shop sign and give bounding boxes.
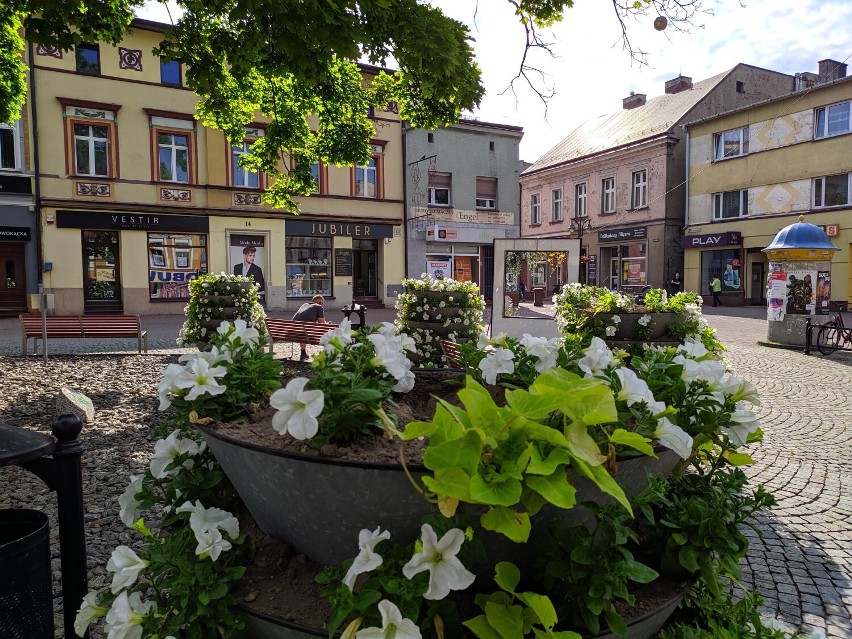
[598,226,647,243]
[286,219,394,238]
[0,226,31,241]
[57,210,209,232]
[334,249,353,276]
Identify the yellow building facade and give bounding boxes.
[30,19,405,315]
[684,73,851,309]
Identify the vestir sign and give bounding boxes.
[680,231,742,248]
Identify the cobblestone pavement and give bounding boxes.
[1,306,850,636]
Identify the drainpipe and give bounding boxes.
[401,122,409,278]
[683,129,690,230]
[27,40,44,290]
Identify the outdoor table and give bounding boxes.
[0,418,89,639]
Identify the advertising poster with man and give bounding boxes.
[426,259,451,280]
[229,234,267,303]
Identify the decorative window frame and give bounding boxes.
[601,176,615,214]
[351,142,385,198]
[574,182,587,217]
[230,128,266,190]
[0,120,23,172]
[144,109,198,185]
[160,58,183,86]
[814,100,852,139]
[813,173,851,209]
[58,98,122,179]
[713,126,749,160]
[75,43,101,75]
[712,189,749,220]
[530,192,541,225]
[551,188,563,222]
[631,169,648,209]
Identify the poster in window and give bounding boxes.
[229,234,267,298]
[722,259,741,291]
[816,271,831,314]
[426,260,451,280]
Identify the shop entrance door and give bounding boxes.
[610,258,619,290]
[750,262,765,305]
[0,243,27,317]
[353,239,378,300]
[82,230,123,314]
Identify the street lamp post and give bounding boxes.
[569,215,593,284]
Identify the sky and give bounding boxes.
[137,0,852,163]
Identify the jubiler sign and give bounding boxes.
[680,231,742,248]
[286,219,395,238]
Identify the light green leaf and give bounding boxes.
[459,376,506,438]
[565,421,605,466]
[724,451,755,466]
[481,506,531,543]
[422,466,472,501]
[571,458,632,515]
[400,419,436,440]
[470,472,523,506]
[608,429,656,456]
[526,447,572,475]
[484,602,524,639]
[603,608,628,638]
[464,615,503,639]
[514,418,571,448]
[494,562,520,593]
[531,369,618,425]
[516,592,557,630]
[423,430,483,475]
[526,472,577,509]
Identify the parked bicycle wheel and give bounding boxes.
[817,323,841,355]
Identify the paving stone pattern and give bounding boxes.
[0,307,850,638]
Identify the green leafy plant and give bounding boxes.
[178,273,267,346]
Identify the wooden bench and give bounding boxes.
[20,314,147,355]
[265,318,338,357]
[440,339,464,369]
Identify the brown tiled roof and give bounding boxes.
[523,69,731,175]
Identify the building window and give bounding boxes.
[148,233,207,300]
[476,177,497,210]
[353,147,383,198]
[701,249,742,294]
[427,133,434,143]
[160,59,181,85]
[714,126,749,160]
[158,132,190,183]
[0,122,21,171]
[286,236,332,298]
[815,101,851,139]
[232,141,259,188]
[530,193,541,225]
[813,173,850,208]
[575,182,587,217]
[310,161,323,194]
[551,188,563,221]
[75,44,100,75]
[631,170,647,209]
[736,81,745,93]
[74,123,110,177]
[428,172,451,206]
[601,177,615,213]
[713,190,749,220]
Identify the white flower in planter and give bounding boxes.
[355,599,421,639]
[393,369,416,393]
[179,345,232,367]
[638,314,652,327]
[176,500,240,540]
[578,337,615,377]
[176,357,228,401]
[724,404,760,446]
[611,315,622,324]
[614,368,654,406]
[677,339,708,359]
[605,325,617,337]
[217,319,260,347]
[479,347,515,385]
[149,431,200,479]
[716,375,761,406]
[321,319,353,351]
[107,546,149,594]
[104,591,152,639]
[74,591,108,637]
[118,475,144,527]
[343,527,391,590]
[157,363,185,411]
[402,524,475,600]
[194,528,232,561]
[654,417,693,460]
[270,377,325,440]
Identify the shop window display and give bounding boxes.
[149,233,207,300]
[286,236,332,297]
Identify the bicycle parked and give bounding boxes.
[816,312,852,355]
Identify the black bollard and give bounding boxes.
[51,415,88,639]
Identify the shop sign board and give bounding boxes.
[597,226,647,243]
[586,255,597,285]
[680,231,742,248]
[0,226,31,241]
[57,210,209,232]
[411,206,513,226]
[334,249,353,276]
[286,219,395,238]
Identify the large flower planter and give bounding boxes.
[590,580,692,639]
[596,312,683,340]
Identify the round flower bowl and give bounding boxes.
[590,579,693,639]
[197,426,432,565]
[238,607,323,639]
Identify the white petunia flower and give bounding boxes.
[716,376,761,406]
[194,529,232,561]
[654,418,693,460]
[217,319,260,347]
[180,345,232,367]
[476,332,492,350]
[355,600,421,639]
[118,475,144,527]
[677,339,709,359]
[402,524,475,600]
[269,377,325,440]
[611,315,621,324]
[342,527,391,590]
[578,337,615,377]
[74,592,108,637]
[614,368,654,406]
[368,334,412,381]
[320,319,353,352]
[107,546,149,594]
[605,325,617,337]
[393,369,416,393]
[149,431,200,479]
[478,347,515,385]
[638,314,652,327]
[175,357,228,401]
[157,363,185,411]
[104,591,150,639]
[176,500,240,540]
[723,403,760,447]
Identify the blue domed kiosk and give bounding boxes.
[762,216,838,346]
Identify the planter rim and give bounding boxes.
[238,605,325,637]
[589,578,693,639]
[197,425,428,473]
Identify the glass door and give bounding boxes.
[353,239,378,298]
[83,230,122,311]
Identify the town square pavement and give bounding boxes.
[0,304,850,637]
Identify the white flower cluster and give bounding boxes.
[475,332,561,384]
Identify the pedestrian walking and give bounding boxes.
[710,276,722,307]
[518,280,526,302]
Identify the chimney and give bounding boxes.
[622,91,647,109]
[818,59,848,83]
[794,72,819,92]
[664,75,693,94]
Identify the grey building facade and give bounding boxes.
[404,119,523,299]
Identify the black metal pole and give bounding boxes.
[51,415,88,639]
[804,317,812,355]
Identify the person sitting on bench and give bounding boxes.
[292,294,328,361]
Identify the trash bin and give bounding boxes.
[342,303,366,329]
[0,509,54,639]
[533,288,544,307]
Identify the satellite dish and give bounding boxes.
[654,16,668,31]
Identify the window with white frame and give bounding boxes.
[713,190,749,220]
[232,141,259,188]
[428,172,451,206]
[551,188,562,221]
[530,193,541,224]
[815,101,851,139]
[601,177,615,213]
[74,123,110,177]
[158,132,190,183]
[0,122,21,171]
[575,182,587,217]
[631,170,647,208]
[813,173,850,208]
[355,158,378,197]
[476,176,497,209]
[714,127,749,160]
